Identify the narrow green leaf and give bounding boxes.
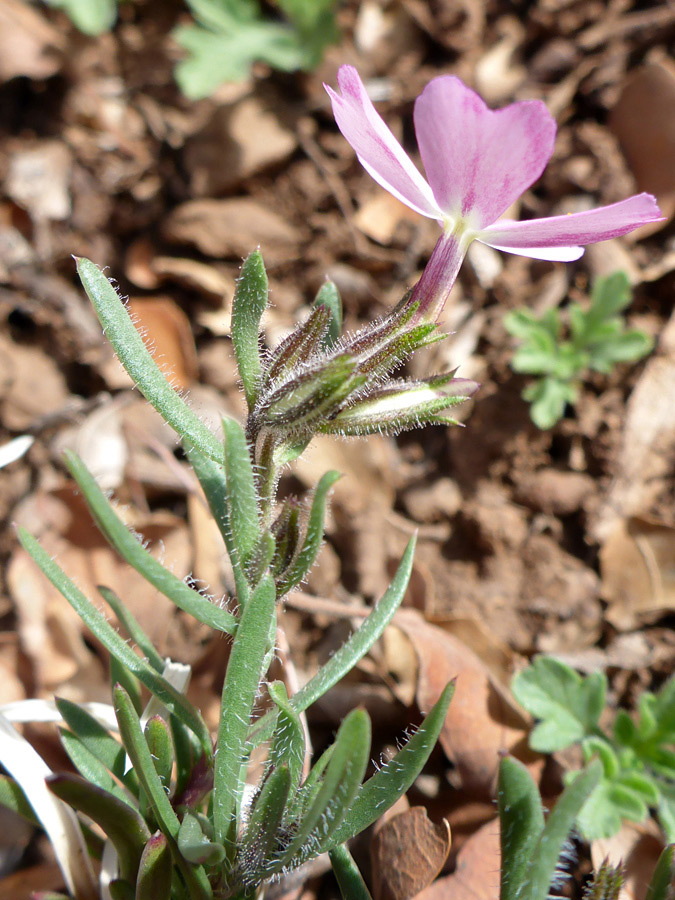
[76,257,223,464]
[183,443,248,607]
[277,470,341,595]
[47,773,150,883]
[498,757,545,900]
[213,574,277,852]
[65,451,236,634]
[113,685,181,840]
[59,729,130,804]
[145,717,174,794]
[645,844,675,900]
[231,250,269,409]
[329,844,373,900]
[0,774,40,827]
[267,681,305,797]
[98,587,165,672]
[239,763,291,876]
[222,416,261,570]
[291,536,416,714]
[275,708,371,869]
[55,698,126,780]
[136,832,172,900]
[519,760,602,900]
[18,528,213,761]
[110,655,143,716]
[328,681,455,847]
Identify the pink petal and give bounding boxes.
[480,194,663,256]
[325,66,441,219]
[414,77,556,230]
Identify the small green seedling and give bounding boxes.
[505,271,653,429]
[513,656,675,841]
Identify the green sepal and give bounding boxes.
[222,416,261,570]
[498,756,545,900]
[76,258,224,465]
[247,530,277,587]
[276,470,341,595]
[270,499,301,578]
[145,716,174,795]
[64,451,236,635]
[274,708,371,870]
[98,586,165,673]
[313,280,342,350]
[518,760,602,900]
[327,681,455,848]
[267,681,305,797]
[583,860,625,900]
[46,772,150,883]
[645,844,675,900]
[264,304,331,386]
[231,250,269,410]
[178,811,226,866]
[213,574,277,852]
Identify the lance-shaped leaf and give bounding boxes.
[498,756,545,900]
[136,832,173,900]
[59,729,131,805]
[0,774,40,826]
[287,744,334,825]
[145,716,174,795]
[276,470,341,595]
[76,258,223,465]
[65,451,236,635]
[249,537,417,751]
[222,416,261,571]
[272,708,371,872]
[239,763,291,877]
[0,712,98,900]
[313,280,342,350]
[213,574,277,852]
[98,587,165,673]
[18,529,213,759]
[319,374,477,437]
[183,443,248,606]
[264,304,331,386]
[267,681,305,797]
[56,698,127,781]
[231,250,269,409]
[47,773,150,883]
[327,681,455,847]
[518,760,602,900]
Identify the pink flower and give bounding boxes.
[326,66,662,320]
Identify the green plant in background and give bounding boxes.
[175,0,340,99]
[40,0,341,99]
[513,656,675,842]
[505,271,653,429]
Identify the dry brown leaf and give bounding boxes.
[127,296,198,391]
[6,140,72,222]
[592,823,665,900]
[592,356,675,542]
[390,609,534,796]
[609,61,675,231]
[0,0,63,82]
[371,807,451,900]
[0,333,71,431]
[162,198,300,262]
[416,818,500,900]
[600,517,675,630]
